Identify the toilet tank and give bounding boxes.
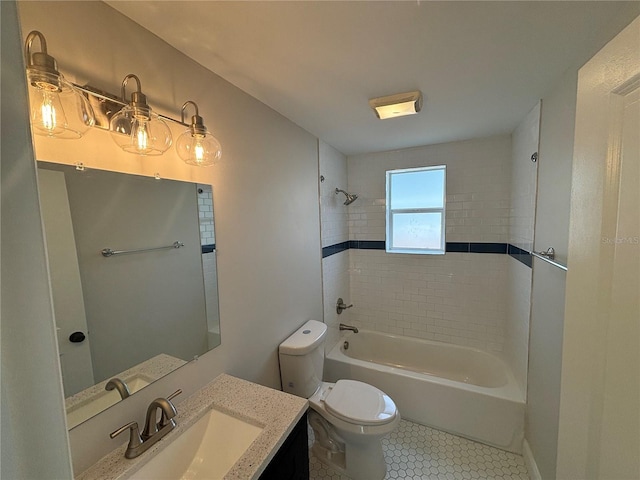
[279,320,327,398]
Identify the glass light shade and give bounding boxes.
[109,106,172,156]
[27,69,95,139]
[176,130,222,167]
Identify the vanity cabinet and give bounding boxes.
[260,411,309,480]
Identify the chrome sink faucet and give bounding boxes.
[105,377,131,400]
[142,396,178,439]
[110,389,181,459]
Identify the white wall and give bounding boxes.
[526,69,576,480]
[504,103,540,393]
[318,140,350,352]
[17,1,323,474]
[0,1,74,477]
[346,136,511,353]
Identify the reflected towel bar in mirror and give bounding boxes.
[101,241,184,258]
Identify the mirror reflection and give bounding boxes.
[36,162,220,428]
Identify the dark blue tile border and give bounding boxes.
[508,244,533,268]
[322,241,350,258]
[201,244,216,254]
[445,242,470,253]
[350,240,385,250]
[470,242,508,254]
[322,240,533,268]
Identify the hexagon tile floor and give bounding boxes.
[309,419,530,480]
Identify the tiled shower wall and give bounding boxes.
[197,184,215,246]
[346,135,512,354]
[319,140,350,352]
[319,126,538,385]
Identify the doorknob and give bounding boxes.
[69,331,86,343]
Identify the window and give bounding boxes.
[386,165,446,254]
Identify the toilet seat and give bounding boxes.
[324,380,397,426]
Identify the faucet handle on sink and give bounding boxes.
[167,389,182,402]
[110,421,143,458]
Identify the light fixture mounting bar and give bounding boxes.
[72,83,189,129]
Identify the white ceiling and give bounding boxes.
[106,1,638,156]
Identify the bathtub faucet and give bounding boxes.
[339,323,359,334]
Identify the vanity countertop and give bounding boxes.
[76,373,308,480]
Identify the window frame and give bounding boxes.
[385,165,446,255]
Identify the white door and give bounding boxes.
[38,168,95,396]
[557,15,639,480]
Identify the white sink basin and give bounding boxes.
[67,375,152,429]
[131,408,264,480]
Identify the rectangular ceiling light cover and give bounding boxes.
[369,90,423,119]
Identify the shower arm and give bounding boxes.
[335,188,358,205]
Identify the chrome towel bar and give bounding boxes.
[532,247,568,271]
[101,241,184,258]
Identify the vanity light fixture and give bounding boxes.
[24,30,218,167]
[109,74,172,156]
[24,31,95,138]
[369,90,423,120]
[175,101,222,167]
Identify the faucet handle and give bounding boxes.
[336,298,354,314]
[110,421,143,457]
[167,389,182,402]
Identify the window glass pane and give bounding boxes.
[390,169,444,209]
[391,212,442,250]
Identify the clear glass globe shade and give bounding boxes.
[109,106,172,156]
[176,130,222,167]
[27,70,94,139]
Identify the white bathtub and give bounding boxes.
[324,330,525,453]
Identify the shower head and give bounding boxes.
[335,188,358,206]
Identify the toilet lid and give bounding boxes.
[324,380,397,426]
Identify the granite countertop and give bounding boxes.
[76,373,309,480]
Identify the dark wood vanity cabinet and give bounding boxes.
[259,411,309,480]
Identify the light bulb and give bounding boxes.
[40,92,57,131]
[109,74,172,156]
[194,141,205,163]
[176,101,222,167]
[136,121,149,152]
[109,107,172,156]
[28,83,88,138]
[176,131,221,167]
[24,31,95,139]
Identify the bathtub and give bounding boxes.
[324,330,525,453]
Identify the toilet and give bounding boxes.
[279,320,400,480]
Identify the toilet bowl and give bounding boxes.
[279,320,400,480]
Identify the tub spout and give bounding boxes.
[339,323,358,334]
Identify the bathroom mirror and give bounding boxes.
[36,161,220,429]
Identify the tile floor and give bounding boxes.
[309,419,530,480]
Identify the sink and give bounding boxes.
[66,375,152,429]
[130,408,264,479]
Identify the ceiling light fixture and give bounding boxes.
[369,90,423,120]
[176,101,222,167]
[109,74,172,156]
[24,31,95,139]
